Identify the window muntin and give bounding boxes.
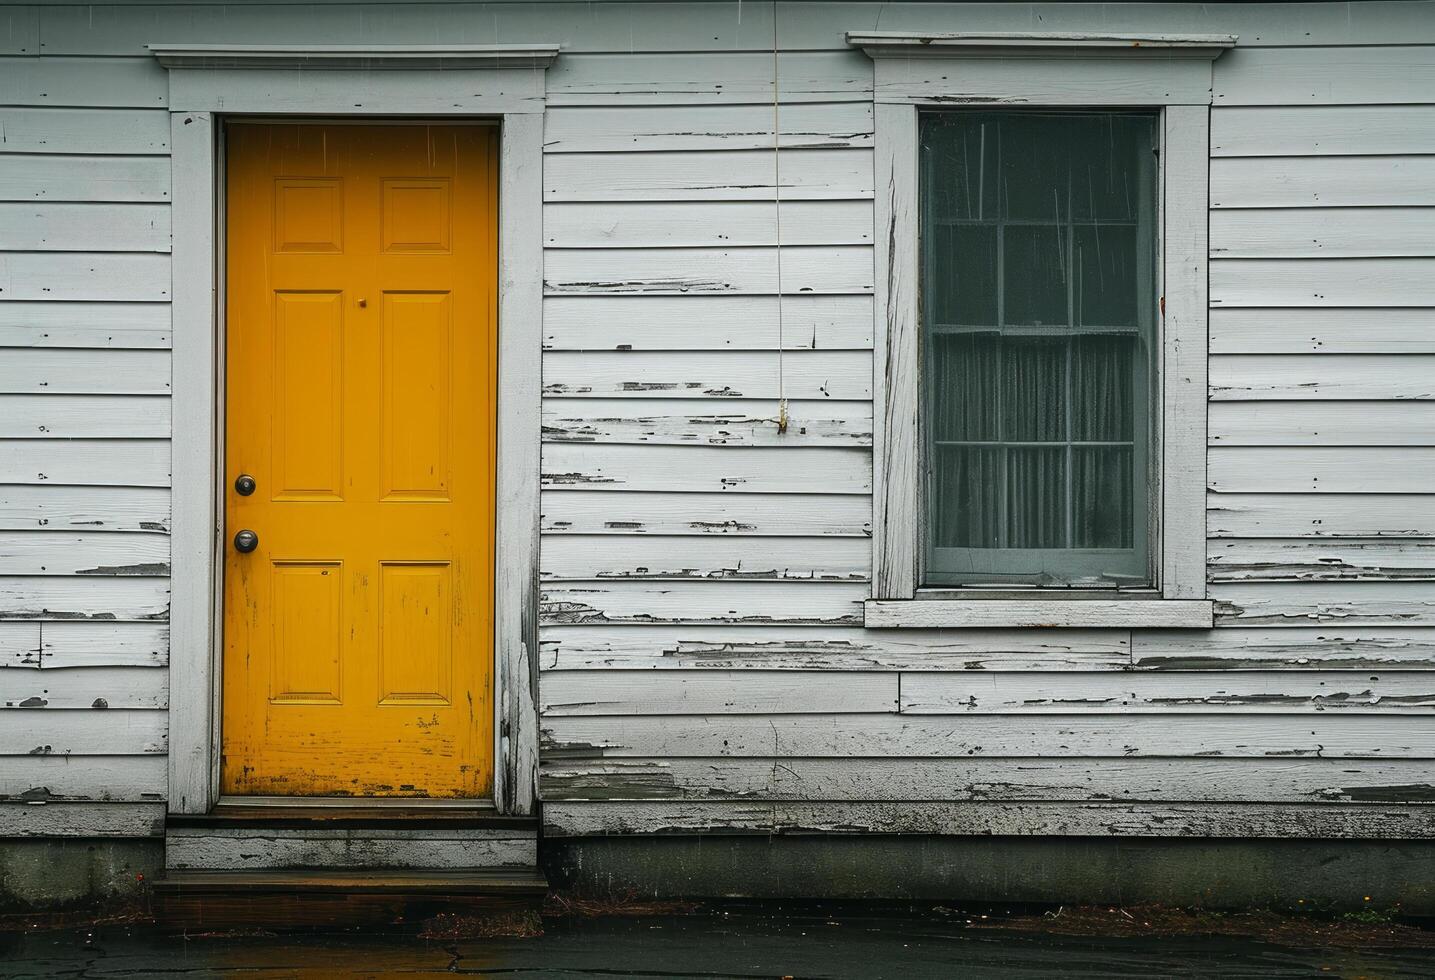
[919,111,1159,589]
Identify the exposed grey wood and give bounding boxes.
[542,490,871,538]
[539,624,1129,671]
[1210,309,1435,355]
[0,252,169,301]
[0,486,170,534]
[1212,156,1435,208]
[1214,45,1435,106]
[541,535,869,583]
[544,149,872,202]
[1133,628,1435,670]
[1212,105,1435,157]
[1209,540,1435,583]
[543,713,1434,760]
[0,621,169,669]
[0,349,170,394]
[0,755,165,801]
[541,444,871,494]
[0,576,169,622]
[543,350,871,400]
[543,295,873,351]
[900,670,1435,713]
[1209,355,1435,401]
[1212,259,1435,308]
[0,439,170,487]
[0,710,166,756]
[1211,208,1435,259]
[0,531,169,577]
[1208,494,1435,539]
[541,581,866,626]
[541,398,871,447]
[540,669,897,716]
[0,301,171,349]
[543,801,1435,840]
[543,103,872,153]
[0,108,169,155]
[0,156,170,203]
[545,201,874,249]
[1209,449,1435,494]
[0,203,171,252]
[544,245,873,296]
[0,665,167,709]
[0,801,165,837]
[1209,402,1435,447]
[0,394,170,438]
[0,56,167,108]
[1214,582,1435,626]
[865,599,1213,630]
[540,757,1435,803]
[166,832,536,871]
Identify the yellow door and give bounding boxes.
[222,123,497,798]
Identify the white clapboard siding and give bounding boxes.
[544,246,873,296]
[0,155,170,203]
[0,349,170,394]
[1215,46,1435,106]
[899,671,1435,714]
[0,756,166,801]
[539,757,1435,803]
[0,57,167,109]
[1212,259,1435,308]
[544,103,872,152]
[1133,628,1435,670]
[0,487,170,534]
[544,200,874,248]
[0,252,170,302]
[543,714,1435,759]
[0,802,165,837]
[1209,540,1435,583]
[1210,309,1435,355]
[0,203,171,252]
[0,665,167,709]
[0,710,166,756]
[1212,105,1435,157]
[542,398,872,447]
[0,301,171,348]
[0,108,169,155]
[544,149,872,202]
[0,440,171,488]
[543,294,873,351]
[541,444,870,494]
[0,576,169,622]
[1209,355,1435,401]
[546,51,871,104]
[1209,402,1435,446]
[543,351,872,400]
[1208,448,1435,494]
[0,621,168,669]
[1212,156,1435,208]
[540,490,872,538]
[540,535,869,582]
[1208,494,1435,540]
[1214,582,1435,626]
[541,670,897,715]
[1211,208,1435,259]
[539,624,1129,671]
[0,395,170,438]
[541,581,866,626]
[0,532,169,577]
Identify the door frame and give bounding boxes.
[157,44,558,815]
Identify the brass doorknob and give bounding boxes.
[234,530,259,553]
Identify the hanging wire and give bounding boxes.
[771,0,788,434]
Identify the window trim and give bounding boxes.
[853,32,1235,629]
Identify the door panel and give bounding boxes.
[222,123,497,798]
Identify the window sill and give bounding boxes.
[863,598,1214,630]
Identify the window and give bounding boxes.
[921,111,1158,588]
[851,31,1235,628]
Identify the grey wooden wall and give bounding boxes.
[1,1,1432,839]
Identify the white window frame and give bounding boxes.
[851,32,1235,629]
[157,44,558,814]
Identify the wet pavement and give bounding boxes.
[3,903,1434,978]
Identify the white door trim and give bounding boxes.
[162,45,557,815]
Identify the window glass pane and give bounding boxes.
[920,110,1157,587]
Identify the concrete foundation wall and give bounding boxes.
[0,839,161,912]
